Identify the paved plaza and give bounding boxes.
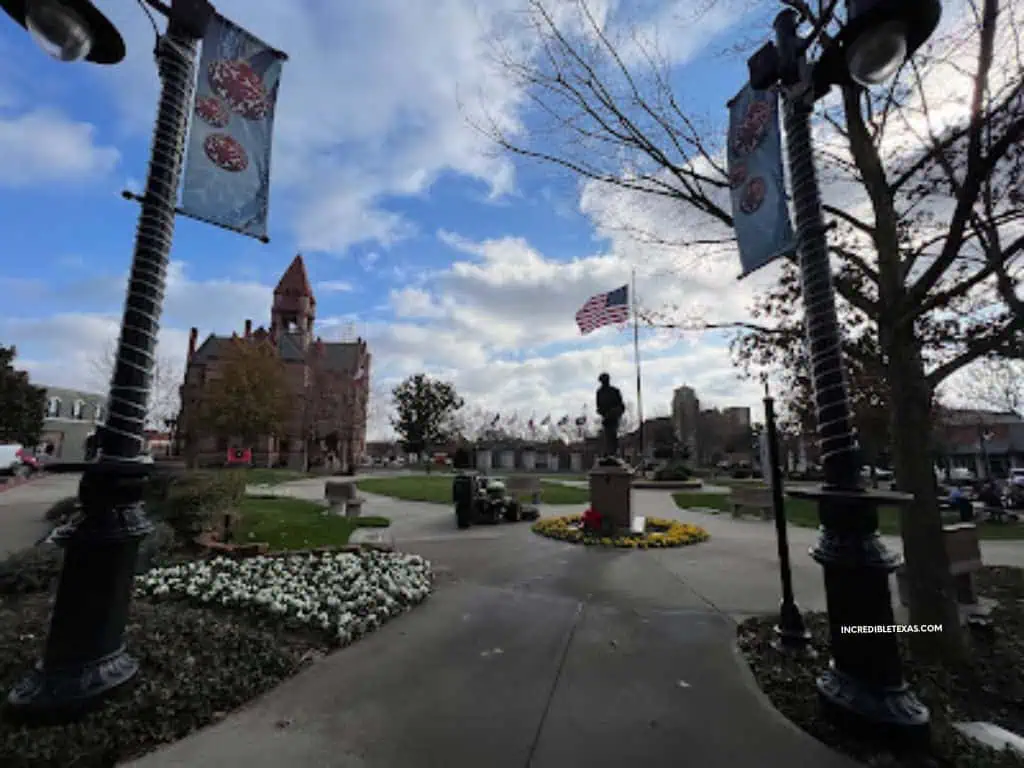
[124,477,991,768]
[7,474,1020,766]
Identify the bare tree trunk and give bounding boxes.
[887,326,966,662]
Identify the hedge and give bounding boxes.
[147,470,247,541]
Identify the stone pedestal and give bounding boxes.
[286,439,306,471]
[589,462,634,534]
[476,449,492,471]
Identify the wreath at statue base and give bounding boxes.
[532,510,709,548]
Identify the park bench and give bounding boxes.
[897,522,983,610]
[505,475,543,506]
[730,486,773,520]
[325,479,365,519]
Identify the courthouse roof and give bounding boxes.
[274,254,315,304]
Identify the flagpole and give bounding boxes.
[632,268,645,462]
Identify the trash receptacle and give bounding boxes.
[453,472,477,529]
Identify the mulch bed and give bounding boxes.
[737,566,1024,767]
[0,593,328,768]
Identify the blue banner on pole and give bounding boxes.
[727,84,795,279]
[180,14,284,241]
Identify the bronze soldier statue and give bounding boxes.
[595,372,625,458]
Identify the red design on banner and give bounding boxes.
[194,95,230,128]
[731,99,772,157]
[740,177,767,214]
[204,133,249,172]
[729,163,748,190]
[209,59,269,121]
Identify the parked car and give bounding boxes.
[1010,468,1024,487]
[937,466,976,485]
[0,444,36,477]
[861,466,894,481]
[16,448,41,473]
[0,444,23,475]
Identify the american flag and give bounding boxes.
[575,284,629,335]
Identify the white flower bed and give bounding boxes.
[135,551,432,646]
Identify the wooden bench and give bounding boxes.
[504,475,542,505]
[730,486,773,520]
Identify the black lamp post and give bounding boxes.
[1,0,213,719]
[762,381,813,655]
[746,0,940,744]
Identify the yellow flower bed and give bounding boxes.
[531,514,709,549]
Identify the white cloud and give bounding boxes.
[0,1,775,440]
[389,288,446,319]
[0,109,119,187]
[86,0,529,256]
[77,0,751,257]
[315,280,353,293]
[356,230,766,437]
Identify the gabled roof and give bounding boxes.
[191,334,228,362]
[939,408,1023,426]
[277,333,306,361]
[275,254,315,304]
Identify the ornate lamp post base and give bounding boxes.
[8,650,140,722]
[794,486,930,746]
[817,666,929,742]
[6,462,153,721]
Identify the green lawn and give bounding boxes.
[671,491,1024,540]
[234,497,391,550]
[356,475,590,505]
[241,468,315,486]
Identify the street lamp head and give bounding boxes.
[816,0,941,89]
[0,0,125,64]
[846,17,909,86]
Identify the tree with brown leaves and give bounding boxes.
[198,338,292,448]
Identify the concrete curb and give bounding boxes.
[0,473,42,494]
[631,480,705,490]
[730,638,830,741]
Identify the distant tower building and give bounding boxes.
[178,254,371,470]
[723,406,752,430]
[671,385,700,460]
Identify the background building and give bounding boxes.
[934,408,1024,479]
[177,255,370,469]
[671,385,700,460]
[723,406,751,430]
[39,386,106,461]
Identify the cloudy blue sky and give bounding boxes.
[0,0,981,439]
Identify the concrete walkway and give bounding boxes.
[124,481,877,768]
[0,473,78,556]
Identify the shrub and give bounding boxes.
[143,466,184,508]
[135,521,180,574]
[0,545,63,595]
[43,496,79,523]
[653,462,691,481]
[0,521,184,596]
[148,470,247,541]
